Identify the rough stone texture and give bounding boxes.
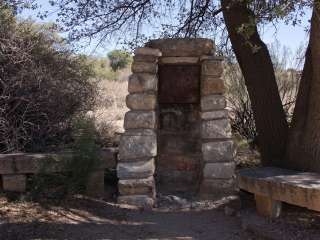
[128,74,158,93]
[126,93,157,110]
[237,167,320,213]
[159,57,199,65]
[201,110,228,120]
[123,129,156,136]
[201,60,223,77]
[2,174,26,192]
[200,55,224,61]
[134,55,158,63]
[119,132,156,160]
[201,119,232,139]
[158,65,200,104]
[157,154,200,171]
[157,103,201,193]
[203,162,235,179]
[134,47,162,57]
[118,176,155,197]
[145,38,214,57]
[201,95,226,111]
[85,170,104,198]
[156,169,199,193]
[117,158,155,179]
[117,195,155,209]
[0,149,117,175]
[124,111,157,129]
[131,62,158,74]
[202,140,235,162]
[201,76,226,95]
[199,179,236,199]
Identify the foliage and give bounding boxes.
[107,50,132,72]
[225,42,302,146]
[0,4,96,153]
[47,0,312,50]
[87,57,119,81]
[29,117,101,200]
[65,117,101,193]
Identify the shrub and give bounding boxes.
[0,4,96,153]
[29,117,101,200]
[224,43,302,148]
[107,49,132,72]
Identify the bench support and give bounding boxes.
[2,174,27,192]
[255,194,282,218]
[85,170,105,198]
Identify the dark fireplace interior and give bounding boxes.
[156,64,202,194]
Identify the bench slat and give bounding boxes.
[237,167,320,212]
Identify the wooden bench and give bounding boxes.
[0,148,117,197]
[237,167,320,218]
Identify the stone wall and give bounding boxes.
[0,148,117,197]
[119,38,236,208]
[199,56,236,199]
[117,48,161,208]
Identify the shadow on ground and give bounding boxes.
[0,195,248,240]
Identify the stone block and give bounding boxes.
[202,140,236,162]
[201,95,226,111]
[200,55,224,61]
[128,74,158,93]
[201,110,228,120]
[134,55,158,63]
[201,60,223,77]
[118,195,155,209]
[2,174,26,192]
[159,57,199,64]
[157,154,200,171]
[201,76,225,95]
[203,162,235,179]
[134,47,162,57]
[131,62,158,74]
[126,93,157,110]
[199,178,236,199]
[119,131,156,160]
[124,111,156,129]
[86,170,104,198]
[156,169,199,192]
[118,176,155,196]
[158,133,201,155]
[117,158,155,179]
[237,167,320,213]
[201,119,232,139]
[123,129,156,136]
[145,38,214,57]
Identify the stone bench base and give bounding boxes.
[0,148,117,197]
[237,167,320,218]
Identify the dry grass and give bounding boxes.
[89,72,129,146]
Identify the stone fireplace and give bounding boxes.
[117,38,236,208]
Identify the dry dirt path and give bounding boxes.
[0,195,251,240]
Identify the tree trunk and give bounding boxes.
[286,4,320,172]
[221,0,288,165]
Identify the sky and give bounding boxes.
[19,0,312,58]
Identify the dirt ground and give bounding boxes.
[0,194,253,240]
[2,192,320,240]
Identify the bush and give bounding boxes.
[107,49,132,72]
[29,117,101,200]
[0,4,96,153]
[224,42,302,148]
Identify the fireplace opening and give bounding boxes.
[156,64,201,194]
